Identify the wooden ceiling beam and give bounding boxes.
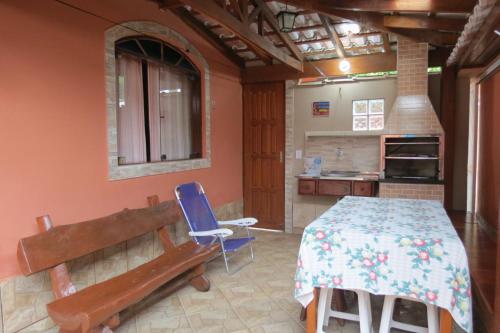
[171,7,245,67]
[382,33,391,53]
[280,0,476,13]
[319,15,345,58]
[242,52,397,82]
[312,8,459,46]
[383,15,466,32]
[227,0,244,21]
[156,0,184,9]
[175,0,303,71]
[253,0,304,61]
[458,5,500,66]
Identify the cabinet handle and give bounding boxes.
[279,151,283,163]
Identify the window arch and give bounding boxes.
[105,22,211,180]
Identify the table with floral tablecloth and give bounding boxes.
[294,196,472,332]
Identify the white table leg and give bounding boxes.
[427,304,439,333]
[317,288,329,333]
[357,290,373,333]
[379,295,397,333]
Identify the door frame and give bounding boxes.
[242,81,286,231]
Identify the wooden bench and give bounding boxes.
[17,200,219,333]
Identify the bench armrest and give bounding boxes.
[188,228,234,238]
[218,218,258,227]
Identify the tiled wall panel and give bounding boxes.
[379,183,444,203]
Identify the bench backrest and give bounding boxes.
[17,200,179,276]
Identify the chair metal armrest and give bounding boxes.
[218,218,258,227]
[188,228,234,238]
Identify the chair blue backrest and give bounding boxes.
[176,182,219,245]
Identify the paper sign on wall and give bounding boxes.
[312,101,330,117]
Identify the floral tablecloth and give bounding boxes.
[294,196,472,332]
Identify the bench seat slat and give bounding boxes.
[47,241,219,332]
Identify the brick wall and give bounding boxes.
[379,183,444,203]
[384,38,443,135]
[397,37,428,96]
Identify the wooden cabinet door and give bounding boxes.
[298,179,317,195]
[317,180,352,196]
[353,181,375,197]
[243,82,285,230]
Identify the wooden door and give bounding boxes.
[243,82,285,230]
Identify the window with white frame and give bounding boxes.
[352,99,384,131]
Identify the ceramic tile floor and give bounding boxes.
[116,230,464,333]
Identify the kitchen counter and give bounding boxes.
[296,173,379,197]
[296,172,379,182]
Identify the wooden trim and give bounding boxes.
[383,15,466,32]
[242,53,397,82]
[440,64,457,209]
[176,0,303,71]
[281,0,476,13]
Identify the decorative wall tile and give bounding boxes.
[0,288,2,333]
[94,243,128,283]
[126,232,155,270]
[67,254,96,291]
[284,81,296,233]
[0,272,52,333]
[379,183,444,203]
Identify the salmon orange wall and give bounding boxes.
[0,0,243,279]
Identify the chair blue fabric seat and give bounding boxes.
[223,237,255,253]
[175,182,258,273]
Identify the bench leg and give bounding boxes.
[189,264,210,292]
[190,274,210,291]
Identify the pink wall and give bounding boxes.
[0,0,243,279]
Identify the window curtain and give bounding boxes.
[159,66,193,160]
[117,55,147,164]
[147,63,161,162]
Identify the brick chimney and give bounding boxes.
[384,37,444,135]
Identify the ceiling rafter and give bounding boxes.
[252,0,304,61]
[319,15,345,58]
[172,0,303,71]
[171,6,246,67]
[282,0,467,46]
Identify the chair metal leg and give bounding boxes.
[222,250,230,273]
[246,226,255,260]
[249,242,254,260]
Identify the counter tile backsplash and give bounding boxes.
[305,136,380,172]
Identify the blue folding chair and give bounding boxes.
[175,182,257,273]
